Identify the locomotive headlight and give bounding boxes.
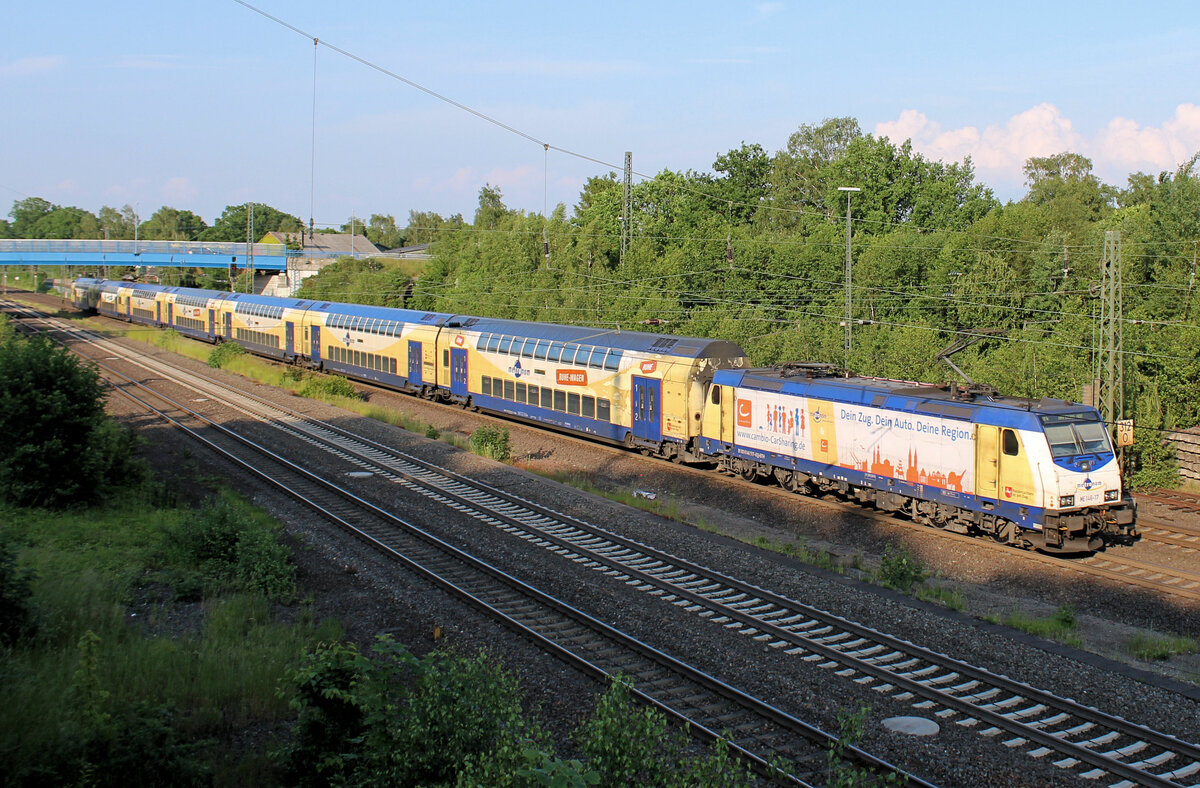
[1058,495,1075,508]
[1104,489,1119,502]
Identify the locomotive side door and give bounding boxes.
[632,376,662,442]
[156,301,162,325]
[450,347,468,396]
[408,340,423,386]
[975,424,999,500]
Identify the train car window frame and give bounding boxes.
[541,388,554,409]
[443,349,450,367]
[553,390,566,411]
[481,376,492,396]
[567,392,581,415]
[1002,429,1020,456]
[603,350,621,371]
[503,380,515,400]
[521,339,535,359]
[390,357,397,374]
[597,399,611,422]
[547,342,564,362]
[582,396,595,418]
[498,336,513,354]
[527,385,539,404]
[534,340,549,360]
[516,382,527,402]
[477,333,490,350]
[711,386,721,405]
[487,335,501,353]
[588,347,605,369]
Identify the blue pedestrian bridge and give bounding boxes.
[0,239,289,270]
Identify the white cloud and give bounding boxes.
[1095,103,1200,172]
[0,55,63,78]
[874,103,1200,193]
[755,3,785,19]
[161,177,196,203]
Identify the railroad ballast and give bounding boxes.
[72,278,1137,552]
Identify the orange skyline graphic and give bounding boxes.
[846,446,968,493]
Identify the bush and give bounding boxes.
[470,425,511,461]
[0,325,145,507]
[166,497,295,601]
[206,341,246,369]
[277,636,549,787]
[877,543,926,593]
[297,374,359,400]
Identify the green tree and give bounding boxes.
[474,184,510,230]
[0,321,144,506]
[31,207,102,239]
[712,142,772,224]
[771,116,863,216]
[139,206,208,241]
[9,197,56,237]
[98,204,138,239]
[365,213,404,249]
[1021,152,1117,240]
[198,203,302,243]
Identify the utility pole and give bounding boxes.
[621,151,632,263]
[1098,230,1124,436]
[837,186,860,374]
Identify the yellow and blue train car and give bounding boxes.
[439,315,749,458]
[699,365,1136,551]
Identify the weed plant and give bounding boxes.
[877,543,927,593]
[991,605,1082,647]
[1128,632,1198,661]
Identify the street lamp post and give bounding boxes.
[838,186,861,375]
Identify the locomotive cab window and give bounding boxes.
[1002,429,1019,456]
[710,386,721,405]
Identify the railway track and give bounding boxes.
[13,301,1200,787]
[3,300,926,785]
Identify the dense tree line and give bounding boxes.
[397,118,1198,486]
[8,117,1197,483]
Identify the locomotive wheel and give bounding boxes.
[738,461,757,481]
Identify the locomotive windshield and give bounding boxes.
[1039,413,1112,458]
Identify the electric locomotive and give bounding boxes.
[698,363,1137,552]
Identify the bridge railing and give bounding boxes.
[0,239,286,257]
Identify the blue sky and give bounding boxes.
[2,1,1198,229]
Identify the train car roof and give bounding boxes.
[715,366,1100,422]
[452,314,748,360]
[75,279,749,360]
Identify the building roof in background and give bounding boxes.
[261,232,381,255]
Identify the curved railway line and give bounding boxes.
[1,302,921,785]
[9,299,1200,785]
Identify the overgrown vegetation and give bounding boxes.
[990,605,1082,647]
[826,706,903,788]
[0,316,146,507]
[296,373,360,401]
[206,340,247,369]
[278,655,753,787]
[1127,632,1198,661]
[470,424,512,461]
[876,543,927,593]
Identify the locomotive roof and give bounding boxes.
[716,366,1101,422]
